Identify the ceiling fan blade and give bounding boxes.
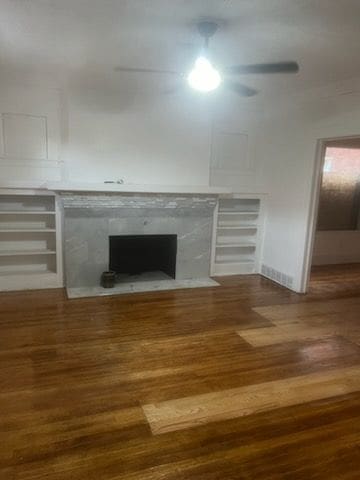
[164,85,185,95]
[225,61,299,75]
[224,80,258,97]
[114,66,181,75]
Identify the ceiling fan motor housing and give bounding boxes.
[197,21,219,39]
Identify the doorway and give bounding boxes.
[304,137,360,291]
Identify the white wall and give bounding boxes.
[63,90,213,186]
[259,89,360,291]
[0,83,264,190]
[63,89,265,189]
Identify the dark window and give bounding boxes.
[317,146,360,231]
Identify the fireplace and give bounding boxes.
[109,234,177,280]
[62,193,217,291]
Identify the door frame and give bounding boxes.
[300,134,360,293]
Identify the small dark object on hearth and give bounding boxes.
[101,271,116,288]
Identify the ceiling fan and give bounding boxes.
[114,21,299,97]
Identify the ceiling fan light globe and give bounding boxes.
[187,57,222,93]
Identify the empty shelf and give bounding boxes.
[0,211,56,215]
[217,226,258,230]
[216,244,256,248]
[218,211,259,215]
[0,269,56,277]
[0,250,56,257]
[0,228,56,233]
[215,258,255,265]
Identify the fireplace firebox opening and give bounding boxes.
[109,234,177,281]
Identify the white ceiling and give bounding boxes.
[1,0,360,100]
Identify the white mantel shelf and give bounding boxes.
[0,182,232,196]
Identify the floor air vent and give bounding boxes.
[261,264,294,290]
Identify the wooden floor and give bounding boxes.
[1,264,360,479]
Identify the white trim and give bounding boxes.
[1,113,49,161]
[256,195,267,274]
[210,201,219,276]
[0,158,60,166]
[54,193,64,288]
[0,188,53,196]
[300,140,325,293]
[0,182,232,195]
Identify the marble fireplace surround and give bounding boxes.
[61,193,218,293]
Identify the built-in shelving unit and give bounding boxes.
[0,190,63,291]
[211,196,264,276]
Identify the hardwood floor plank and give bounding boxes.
[238,324,338,347]
[249,298,360,346]
[253,296,360,322]
[143,365,360,435]
[238,324,335,347]
[240,322,360,347]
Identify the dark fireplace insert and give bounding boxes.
[109,234,177,279]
